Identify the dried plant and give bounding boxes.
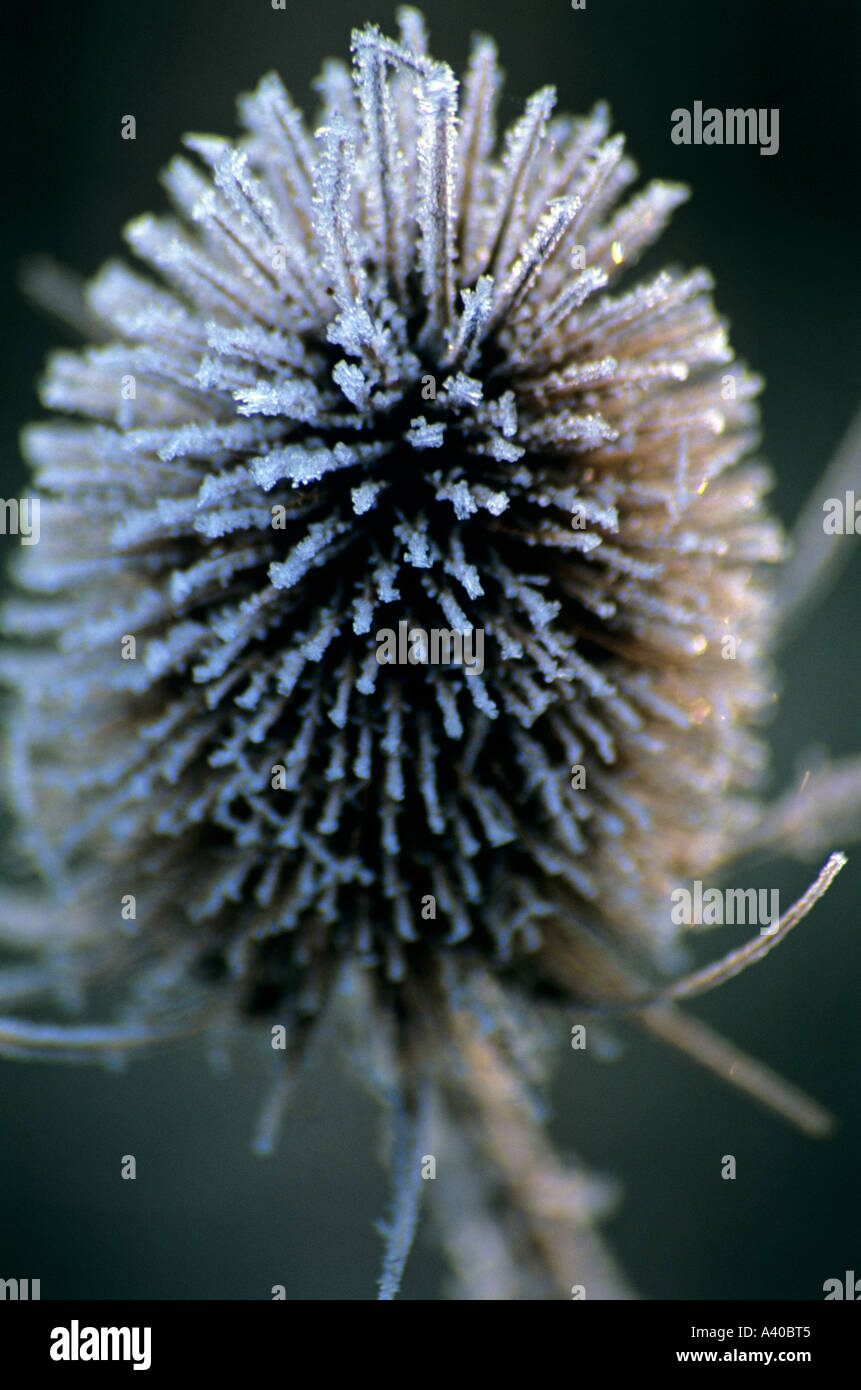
[2,8,859,1299]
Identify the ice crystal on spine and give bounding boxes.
[4,9,850,1299]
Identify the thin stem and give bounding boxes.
[637,1005,835,1138]
[377,1077,432,1301]
[775,401,861,646]
[0,1014,208,1061]
[731,761,861,864]
[447,1001,634,1298]
[615,852,845,1009]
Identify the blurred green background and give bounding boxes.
[0,0,858,1299]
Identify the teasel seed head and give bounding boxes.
[4,7,853,1300]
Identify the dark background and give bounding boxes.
[0,0,858,1299]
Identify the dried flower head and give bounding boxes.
[2,8,860,1299]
